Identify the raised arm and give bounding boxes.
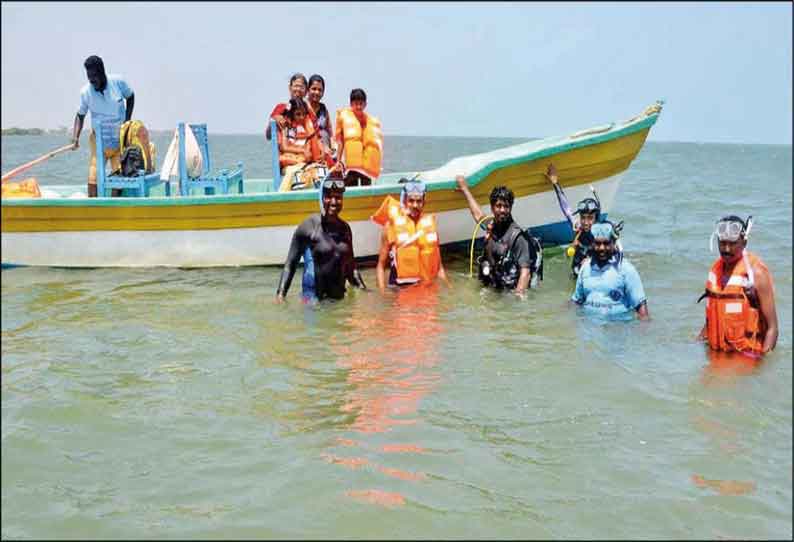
[545,163,575,228]
[455,175,486,223]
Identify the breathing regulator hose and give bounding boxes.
[469,215,494,277]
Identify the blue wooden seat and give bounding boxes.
[95,122,169,197]
[178,123,243,196]
[270,119,282,191]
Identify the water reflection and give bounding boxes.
[324,283,444,506]
[690,348,761,496]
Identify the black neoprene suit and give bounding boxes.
[276,214,366,300]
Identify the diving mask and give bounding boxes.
[400,178,426,207]
[574,197,600,216]
[321,179,346,192]
[714,218,746,242]
[710,215,753,252]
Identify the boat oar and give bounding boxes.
[1,144,74,183]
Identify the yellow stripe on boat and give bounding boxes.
[2,127,650,233]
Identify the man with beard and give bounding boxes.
[570,222,649,320]
[456,175,538,296]
[70,55,135,197]
[697,215,778,357]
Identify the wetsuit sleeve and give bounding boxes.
[276,219,311,297]
[551,182,575,228]
[621,261,647,310]
[571,265,586,304]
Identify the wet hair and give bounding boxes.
[284,97,308,120]
[308,74,325,91]
[289,73,308,87]
[489,185,514,208]
[350,88,367,103]
[83,55,105,74]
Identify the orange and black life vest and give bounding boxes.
[700,251,769,355]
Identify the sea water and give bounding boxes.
[1,134,791,538]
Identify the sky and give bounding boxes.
[1,1,791,144]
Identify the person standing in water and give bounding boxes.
[372,179,450,294]
[276,179,366,303]
[545,163,603,278]
[455,175,539,296]
[697,215,778,357]
[570,221,649,320]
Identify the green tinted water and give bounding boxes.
[2,135,792,538]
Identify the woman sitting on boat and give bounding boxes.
[306,74,336,167]
[265,72,307,141]
[277,98,323,192]
[275,179,367,303]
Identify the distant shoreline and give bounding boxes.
[2,127,68,136]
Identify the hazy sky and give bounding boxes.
[2,2,791,144]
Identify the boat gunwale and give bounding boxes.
[1,111,660,208]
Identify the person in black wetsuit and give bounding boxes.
[275,179,366,303]
[455,175,539,296]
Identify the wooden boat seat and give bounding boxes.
[95,122,170,198]
[178,123,244,196]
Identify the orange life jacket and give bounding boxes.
[279,118,322,169]
[384,206,441,284]
[336,108,382,179]
[702,251,768,355]
[370,195,402,226]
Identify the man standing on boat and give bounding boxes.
[371,179,450,294]
[570,221,649,320]
[697,216,778,357]
[69,55,135,197]
[334,88,382,187]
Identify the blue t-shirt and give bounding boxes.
[571,255,646,316]
[78,74,133,149]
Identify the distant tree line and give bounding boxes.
[2,127,70,136]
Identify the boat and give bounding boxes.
[1,101,663,268]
